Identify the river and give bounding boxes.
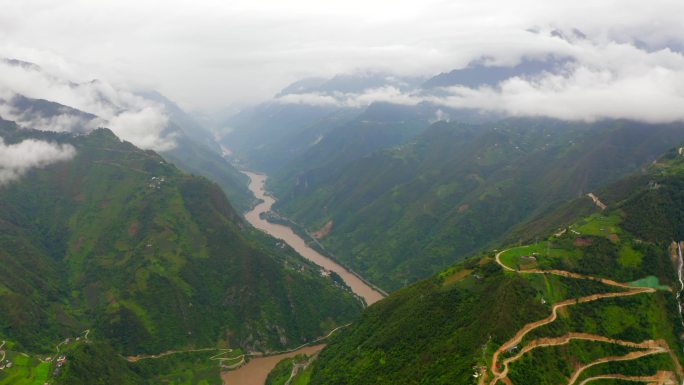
[221,172,384,385]
[221,344,325,385]
[242,171,385,305]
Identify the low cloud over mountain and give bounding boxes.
[0,136,75,185]
[273,30,684,124]
[0,58,175,151]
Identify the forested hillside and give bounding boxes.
[271,119,684,290]
[293,143,684,385]
[0,118,361,383]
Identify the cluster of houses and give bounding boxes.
[51,354,68,378]
[472,365,486,378]
[55,354,67,367]
[148,176,165,189]
[0,332,88,384]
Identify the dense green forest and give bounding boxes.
[0,119,361,384]
[270,119,684,290]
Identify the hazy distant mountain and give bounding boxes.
[219,99,362,172]
[268,102,438,184]
[277,72,424,96]
[221,73,434,174]
[225,61,581,177]
[422,57,571,89]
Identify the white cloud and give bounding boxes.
[2,0,684,111]
[429,109,450,124]
[0,60,175,151]
[274,36,684,124]
[0,102,96,133]
[275,86,423,108]
[107,106,174,151]
[276,92,340,107]
[426,41,684,123]
[0,137,76,185]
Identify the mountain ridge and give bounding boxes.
[291,141,684,385]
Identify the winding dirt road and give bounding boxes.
[577,371,676,385]
[127,347,221,363]
[568,342,670,385]
[484,249,682,385]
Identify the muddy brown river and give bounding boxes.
[222,172,384,385]
[221,344,325,385]
[243,171,385,305]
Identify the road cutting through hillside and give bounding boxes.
[127,347,224,363]
[124,323,349,385]
[577,371,677,385]
[483,249,683,385]
[128,324,349,364]
[568,341,671,385]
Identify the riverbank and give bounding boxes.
[261,209,389,298]
[221,345,325,385]
[242,171,385,305]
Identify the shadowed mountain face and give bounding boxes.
[0,119,361,356]
[421,57,571,89]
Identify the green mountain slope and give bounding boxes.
[271,119,684,290]
[0,119,361,359]
[295,144,684,385]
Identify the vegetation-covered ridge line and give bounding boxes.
[483,249,683,385]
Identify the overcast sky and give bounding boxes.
[1,0,684,113]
